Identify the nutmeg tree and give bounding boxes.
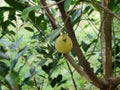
[0,0,120,90]
[40,0,120,90]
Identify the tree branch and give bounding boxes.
[113,76,120,85]
[39,0,58,29]
[65,59,78,90]
[55,0,106,89]
[64,54,90,81]
[100,0,112,79]
[90,1,120,20]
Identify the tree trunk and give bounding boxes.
[100,86,116,90]
[101,0,112,80]
[40,0,120,90]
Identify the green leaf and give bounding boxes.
[95,68,102,75]
[5,71,20,90]
[21,73,31,86]
[0,7,14,11]
[71,8,82,25]
[36,47,47,55]
[41,65,50,74]
[22,5,40,21]
[83,6,91,14]
[35,14,48,30]
[8,9,16,20]
[24,27,34,32]
[29,65,36,75]
[0,51,10,60]
[29,11,36,23]
[64,0,72,11]
[81,39,97,52]
[2,20,12,30]
[0,10,3,21]
[56,74,62,82]
[46,28,62,43]
[0,61,9,77]
[10,46,28,71]
[32,0,37,3]
[81,41,91,52]
[50,74,63,87]
[10,36,23,51]
[50,78,57,87]
[0,39,11,46]
[37,59,47,66]
[4,0,28,11]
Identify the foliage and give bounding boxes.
[0,0,120,90]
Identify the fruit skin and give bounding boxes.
[55,34,73,53]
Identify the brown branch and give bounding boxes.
[112,76,120,85]
[64,54,90,81]
[39,0,58,29]
[100,0,112,79]
[55,0,106,89]
[34,77,40,90]
[90,1,120,20]
[65,60,77,90]
[41,0,64,8]
[39,0,92,87]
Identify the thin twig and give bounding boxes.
[39,0,58,29]
[41,0,64,8]
[65,60,77,90]
[64,0,81,26]
[87,18,104,60]
[91,1,120,20]
[34,77,40,90]
[28,0,36,5]
[56,0,105,88]
[63,54,90,81]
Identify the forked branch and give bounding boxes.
[55,0,105,88]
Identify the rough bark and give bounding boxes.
[55,0,106,89]
[40,0,120,89]
[101,0,112,79]
[99,0,115,89]
[39,0,58,29]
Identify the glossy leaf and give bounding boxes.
[0,61,9,76]
[41,65,50,74]
[0,10,3,21]
[37,59,47,66]
[71,8,82,25]
[21,73,31,86]
[0,7,14,11]
[10,46,28,71]
[0,39,11,46]
[5,71,20,90]
[8,9,16,20]
[2,20,12,30]
[56,74,62,82]
[29,65,36,75]
[4,0,28,11]
[24,27,34,32]
[57,80,67,86]
[0,51,10,60]
[81,41,91,52]
[64,0,72,11]
[10,36,23,51]
[46,28,62,43]
[22,6,40,20]
[50,74,63,87]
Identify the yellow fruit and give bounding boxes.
[55,34,73,53]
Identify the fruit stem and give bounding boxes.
[61,27,65,34]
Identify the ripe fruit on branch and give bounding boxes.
[55,34,73,53]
